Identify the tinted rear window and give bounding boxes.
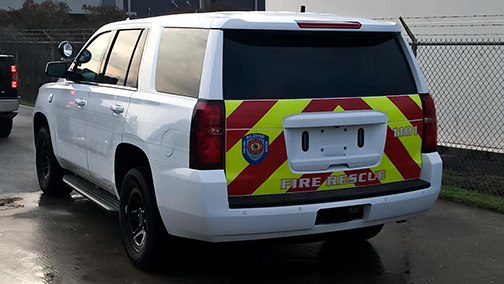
[223,30,417,100]
[156,28,209,98]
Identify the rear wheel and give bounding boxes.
[0,117,13,137]
[119,167,168,270]
[36,127,70,196]
[328,225,384,242]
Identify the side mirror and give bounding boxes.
[58,41,74,59]
[77,50,92,64]
[45,61,68,78]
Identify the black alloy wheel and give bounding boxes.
[126,187,148,253]
[35,127,69,196]
[119,167,169,270]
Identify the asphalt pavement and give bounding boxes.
[1,107,504,284]
[0,106,39,194]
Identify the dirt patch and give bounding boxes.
[0,197,24,210]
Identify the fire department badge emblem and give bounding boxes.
[242,133,269,165]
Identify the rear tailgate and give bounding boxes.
[223,30,423,199]
[0,56,16,97]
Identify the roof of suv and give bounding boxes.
[101,11,400,33]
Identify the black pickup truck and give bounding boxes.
[0,55,19,137]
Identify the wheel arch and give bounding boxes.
[33,112,49,143]
[114,143,152,196]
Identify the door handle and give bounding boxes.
[110,104,124,114]
[75,98,87,108]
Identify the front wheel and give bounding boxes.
[0,117,13,137]
[35,127,71,196]
[119,167,169,270]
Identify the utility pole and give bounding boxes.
[200,0,210,11]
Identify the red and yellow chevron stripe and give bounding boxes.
[225,95,423,196]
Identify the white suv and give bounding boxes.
[34,12,442,270]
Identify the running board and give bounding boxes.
[63,175,119,213]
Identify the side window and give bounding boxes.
[74,32,112,83]
[156,28,209,98]
[103,29,143,86]
[125,30,148,88]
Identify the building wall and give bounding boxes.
[266,0,504,38]
[266,0,504,19]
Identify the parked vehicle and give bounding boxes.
[34,12,442,270]
[0,55,19,137]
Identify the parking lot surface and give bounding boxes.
[0,106,39,194]
[1,107,504,284]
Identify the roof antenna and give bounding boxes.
[300,5,306,13]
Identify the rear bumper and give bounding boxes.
[0,98,20,113]
[153,152,442,242]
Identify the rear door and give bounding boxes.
[223,30,423,197]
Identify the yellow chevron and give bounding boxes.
[226,95,423,195]
[252,161,302,195]
[410,94,423,110]
[334,105,345,112]
[371,153,404,182]
[225,100,243,118]
[316,171,356,191]
[226,100,311,185]
[364,97,422,167]
[363,96,409,122]
[388,122,422,167]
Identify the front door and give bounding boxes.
[54,31,113,177]
[52,83,90,177]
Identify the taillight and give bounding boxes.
[296,21,362,29]
[190,99,225,170]
[11,65,18,89]
[420,94,437,153]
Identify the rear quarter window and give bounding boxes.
[156,28,209,98]
[223,30,417,100]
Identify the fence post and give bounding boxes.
[399,16,418,57]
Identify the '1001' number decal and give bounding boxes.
[392,126,418,137]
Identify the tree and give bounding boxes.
[82,4,128,28]
[0,9,12,28]
[0,0,73,29]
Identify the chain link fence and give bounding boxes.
[1,27,503,196]
[0,28,94,103]
[413,38,504,196]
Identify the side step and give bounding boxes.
[63,175,119,213]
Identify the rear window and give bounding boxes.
[223,30,417,100]
[156,28,209,98]
[0,56,14,69]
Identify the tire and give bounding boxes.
[328,225,384,242]
[0,117,13,137]
[35,127,71,196]
[119,167,168,270]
